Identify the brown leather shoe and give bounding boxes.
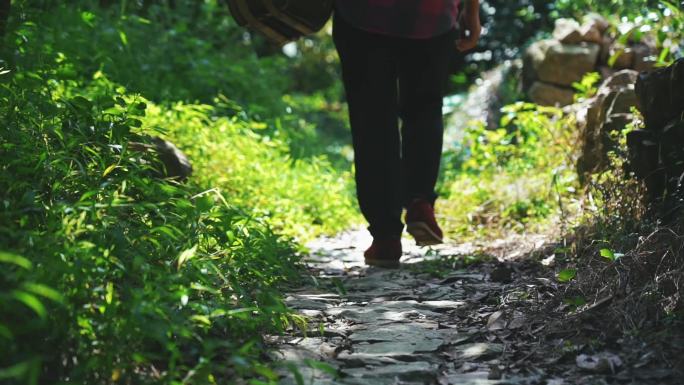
[406,199,444,246]
[364,238,402,268]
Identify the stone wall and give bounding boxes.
[523,14,656,107]
[628,59,684,207]
[576,69,639,179]
[574,56,684,216]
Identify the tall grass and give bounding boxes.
[145,101,356,240]
[0,68,304,383]
[438,103,580,238]
[1,1,356,383]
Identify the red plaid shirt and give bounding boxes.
[335,0,460,39]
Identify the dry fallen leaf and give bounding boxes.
[576,352,623,373]
[487,310,507,331]
[508,311,526,329]
[541,254,556,266]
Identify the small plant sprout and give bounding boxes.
[557,268,577,283]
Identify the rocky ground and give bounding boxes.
[268,229,681,385]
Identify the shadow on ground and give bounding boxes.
[269,229,682,385]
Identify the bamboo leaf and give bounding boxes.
[22,282,64,304]
[177,245,198,269]
[12,290,47,319]
[102,164,117,177]
[0,252,32,270]
[557,269,577,283]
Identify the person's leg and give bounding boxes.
[398,30,457,207]
[333,14,404,240]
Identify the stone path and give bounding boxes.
[270,229,549,385]
[270,229,682,384]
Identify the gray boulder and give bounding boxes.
[583,13,610,34]
[610,46,635,69]
[151,137,193,181]
[553,19,583,44]
[553,18,602,44]
[605,88,638,116]
[577,70,639,179]
[632,43,656,72]
[630,59,684,205]
[128,137,193,181]
[580,23,603,44]
[528,81,575,106]
[526,40,601,86]
[599,69,639,91]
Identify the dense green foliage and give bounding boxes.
[1,67,305,383]
[439,0,683,238]
[559,0,684,65]
[1,0,682,383]
[145,101,355,239]
[456,0,683,88]
[554,0,662,18]
[10,0,352,163]
[0,1,355,384]
[438,103,579,237]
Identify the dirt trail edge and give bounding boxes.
[269,229,678,385]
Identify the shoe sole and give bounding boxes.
[364,258,400,268]
[406,222,443,246]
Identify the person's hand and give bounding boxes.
[456,1,481,52]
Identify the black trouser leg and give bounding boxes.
[399,30,456,207]
[333,14,455,238]
[334,15,403,239]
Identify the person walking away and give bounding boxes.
[333,0,481,268]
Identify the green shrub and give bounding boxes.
[553,0,662,19]
[0,64,310,383]
[144,100,357,240]
[554,1,683,65]
[0,2,357,383]
[6,1,289,108]
[438,103,579,237]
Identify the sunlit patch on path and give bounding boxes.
[269,229,543,385]
[270,228,681,384]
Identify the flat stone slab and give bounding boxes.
[352,340,445,356]
[439,371,506,385]
[349,322,441,341]
[343,361,438,382]
[325,301,444,323]
[275,228,544,385]
[449,342,505,360]
[335,352,403,366]
[285,296,336,311]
